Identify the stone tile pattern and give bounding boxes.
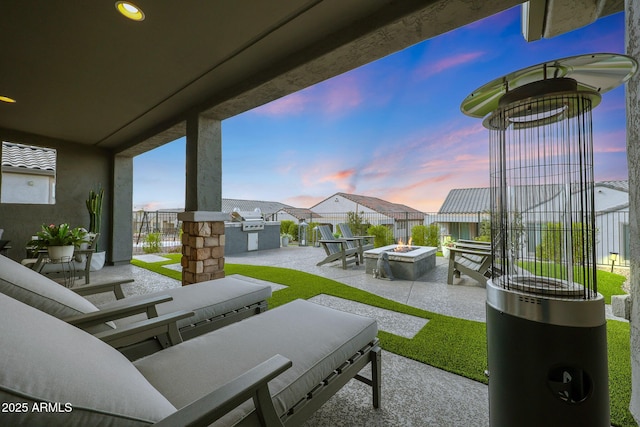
[181,220,225,285]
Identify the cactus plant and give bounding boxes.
[86,188,104,247]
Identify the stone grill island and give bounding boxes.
[363,245,437,280]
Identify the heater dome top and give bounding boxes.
[460,53,637,119]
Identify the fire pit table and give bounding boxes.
[363,245,437,280]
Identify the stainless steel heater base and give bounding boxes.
[486,279,609,427]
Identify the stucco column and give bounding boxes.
[185,114,221,212]
[181,114,225,285]
[110,155,133,265]
[626,0,640,421]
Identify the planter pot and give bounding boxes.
[442,246,451,259]
[90,251,106,271]
[48,245,74,261]
[281,237,289,247]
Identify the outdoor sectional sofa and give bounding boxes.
[0,254,272,359]
[0,291,381,425]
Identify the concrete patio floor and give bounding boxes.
[89,245,626,426]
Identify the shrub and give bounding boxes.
[143,232,161,253]
[280,220,295,235]
[346,211,371,235]
[287,222,299,241]
[367,225,394,248]
[411,224,439,247]
[536,222,595,264]
[476,215,492,242]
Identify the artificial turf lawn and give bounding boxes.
[131,254,635,426]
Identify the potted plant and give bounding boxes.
[281,233,293,247]
[441,238,456,258]
[35,223,87,261]
[86,187,106,270]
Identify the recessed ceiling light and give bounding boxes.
[115,1,145,21]
[0,96,16,103]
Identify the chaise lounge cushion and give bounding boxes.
[0,254,111,333]
[0,293,176,426]
[134,299,378,426]
[107,276,272,330]
[0,255,272,335]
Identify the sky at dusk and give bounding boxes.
[133,6,628,213]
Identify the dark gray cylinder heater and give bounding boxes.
[461,54,637,427]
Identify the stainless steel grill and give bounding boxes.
[230,208,265,231]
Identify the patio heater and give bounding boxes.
[460,53,636,427]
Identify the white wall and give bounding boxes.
[1,171,54,204]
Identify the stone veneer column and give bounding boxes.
[177,211,227,286]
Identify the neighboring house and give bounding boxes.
[433,187,491,241]
[275,207,324,224]
[1,142,56,204]
[310,192,424,240]
[437,181,630,265]
[222,199,292,221]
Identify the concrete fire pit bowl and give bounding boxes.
[363,245,437,280]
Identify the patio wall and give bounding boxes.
[0,130,112,262]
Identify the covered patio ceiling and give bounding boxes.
[0,1,623,157]
[3,0,526,157]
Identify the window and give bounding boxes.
[1,141,56,204]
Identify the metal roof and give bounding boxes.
[321,192,425,218]
[1,142,56,172]
[221,199,292,215]
[278,207,324,221]
[438,188,490,214]
[439,181,630,214]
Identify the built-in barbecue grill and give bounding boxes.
[230,208,265,231]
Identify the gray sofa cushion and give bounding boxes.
[109,276,271,330]
[0,293,176,426]
[134,299,378,426]
[0,255,111,333]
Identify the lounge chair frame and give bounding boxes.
[57,296,382,425]
[101,304,382,426]
[71,279,269,359]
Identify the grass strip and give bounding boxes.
[131,255,635,426]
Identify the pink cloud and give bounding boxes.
[322,75,363,114]
[415,51,485,80]
[285,194,324,208]
[256,92,309,116]
[253,73,364,118]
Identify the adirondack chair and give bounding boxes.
[316,225,360,269]
[447,243,492,287]
[337,223,374,261]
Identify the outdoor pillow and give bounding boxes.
[0,254,113,333]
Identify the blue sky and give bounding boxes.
[133,6,627,212]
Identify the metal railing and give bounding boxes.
[132,209,630,266]
[132,210,182,255]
